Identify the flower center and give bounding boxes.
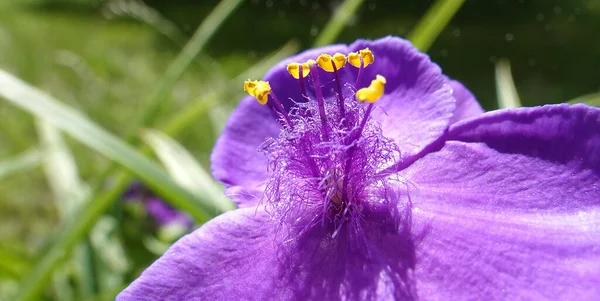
[245,49,399,236]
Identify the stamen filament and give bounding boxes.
[297,67,307,98]
[309,63,329,141]
[355,58,364,87]
[269,92,294,129]
[341,102,374,204]
[358,103,374,136]
[331,61,345,117]
[341,146,355,205]
[267,104,285,126]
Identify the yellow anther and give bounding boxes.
[348,48,374,68]
[356,74,386,103]
[360,48,374,67]
[244,80,258,95]
[316,53,347,72]
[348,52,360,67]
[287,62,311,79]
[244,80,271,105]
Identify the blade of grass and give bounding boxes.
[164,40,299,135]
[141,129,235,212]
[568,92,600,106]
[36,119,95,299]
[207,103,230,135]
[313,0,364,47]
[36,120,88,218]
[129,0,245,138]
[88,216,129,293]
[0,148,41,180]
[8,39,297,301]
[408,0,466,52]
[495,59,522,109]
[103,0,227,81]
[104,0,187,45]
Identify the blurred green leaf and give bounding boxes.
[0,148,41,181]
[36,120,88,218]
[37,120,89,300]
[88,216,129,292]
[0,246,32,279]
[313,0,365,47]
[495,59,522,109]
[207,103,231,136]
[568,92,600,106]
[141,129,236,212]
[409,0,466,52]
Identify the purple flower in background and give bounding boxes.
[118,37,600,300]
[124,182,193,229]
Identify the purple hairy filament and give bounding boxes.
[253,58,400,243]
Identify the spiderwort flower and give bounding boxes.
[118,37,600,300]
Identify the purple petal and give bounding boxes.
[400,104,600,299]
[446,78,484,124]
[118,204,420,300]
[212,37,457,207]
[405,104,600,212]
[412,199,600,300]
[117,208,280,301]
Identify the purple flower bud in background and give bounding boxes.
[118,37,600,301]
[124,181,193,229]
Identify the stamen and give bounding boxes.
[331,61,345,116]
[356,75,386,103]
[317,53,348,115]
[243,80,270,104]
[297,68,307,97]
[348,48,374,87]
[286,62,310,97]
[316,53,347,72]
[267,104,284,126]
[308,61,330,141]
[356,59,364,87]
[269,92,294,129]
[244,80,294,129]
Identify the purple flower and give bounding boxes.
[124,182,193,229]
[118,37,600,300]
